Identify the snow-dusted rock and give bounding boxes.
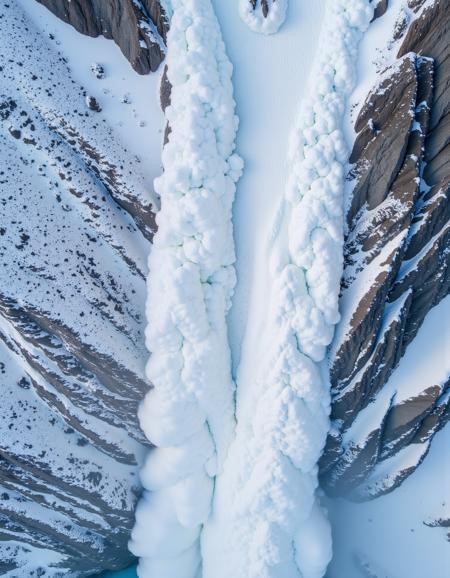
[321,0,450,499]
[36,0,168,73]
[239,0,287,34]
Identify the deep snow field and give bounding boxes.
[124,0,378,576]
[211,0,326,373]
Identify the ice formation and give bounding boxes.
[239,0,288,34]
[202,1,374,577]
[129,0,243,576]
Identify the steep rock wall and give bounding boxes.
[321,0,450,500]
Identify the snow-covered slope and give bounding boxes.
[321,0,450,500]
[0,1,163,575]
[322,0,450,574]
[328,303,450,575]
[329,417,450,577]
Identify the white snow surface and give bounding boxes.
[129,1,243,576]
[239,0,288,35]
[202,2,373,578]
[18,0,165,191]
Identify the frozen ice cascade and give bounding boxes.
[128,0,243,576]
[239,0,288,34]
[202,1,374,578]
[131,0,373,577]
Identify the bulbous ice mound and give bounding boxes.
[239,0,288,34]
[128,0,243,577]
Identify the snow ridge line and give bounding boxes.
[129,1,243,576]
[202,2,374,578]
[239,0,288,34]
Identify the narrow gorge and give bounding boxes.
[0,1,448,577]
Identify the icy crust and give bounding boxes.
[239,0,288,35]
[202,2,373,578]
[129,1,243,576]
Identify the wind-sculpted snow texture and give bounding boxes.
[129,1,243,576]
[239,0,287,34]
[202,2,373,578]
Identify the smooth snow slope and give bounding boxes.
[212,0,326,373]
[204,2,373,578]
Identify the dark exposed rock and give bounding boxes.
[393,10,410,41]
[321,1,450,499]
[380,381,449,460]
[348,54,417,222]
[424,516,450,541]
[142,0,170,42]
[36,0,168,74]
[160,65,171,112]
[249,0,273,20]
[399,0,450,131]
[90,62,105,79]
[330,291,412,429]
[371,0,389,22]
[408,0,427,11]
[332,54,429,416]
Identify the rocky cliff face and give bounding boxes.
[0,2,158,575]
[320,0,450,500]
[36,0,169,73]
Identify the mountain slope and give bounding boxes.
[0,1,163,575]
[36,0,168,74]
[321,0,450,500]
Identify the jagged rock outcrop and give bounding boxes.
[0,3,157,575]
[372,0,389,21]
[36,0,168,74]
[424,517,450,541]
[321,0,450,499]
